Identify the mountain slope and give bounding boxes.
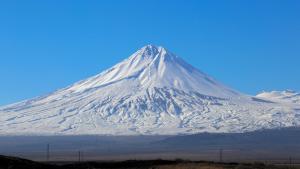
[0,45,299,135]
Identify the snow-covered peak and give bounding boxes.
[257,90,298,98]
[129,45,177,63]
[0,45,300,135]
[65,45,239,98]
[139,44,161,58]
[257,90,300,104]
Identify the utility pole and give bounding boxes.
[46,144,50,161]
[219,148,223,163]
[78,150,81,163]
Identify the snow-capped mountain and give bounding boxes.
[257,90,300,104]
[0,45,299,135]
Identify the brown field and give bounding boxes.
[1,155,300,169]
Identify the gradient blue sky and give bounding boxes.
[0,0,299,106]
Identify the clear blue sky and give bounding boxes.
[0,0,299,106]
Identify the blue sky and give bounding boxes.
[0,0,299,106]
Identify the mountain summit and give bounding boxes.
[0,45,299,135]
[66,45,238,98]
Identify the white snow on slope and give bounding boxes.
[64,45,239,98]
[257,90,300,104]
[0,45,299,135]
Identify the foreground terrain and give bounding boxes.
[1,128,300,162]
[0,155,298,169]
